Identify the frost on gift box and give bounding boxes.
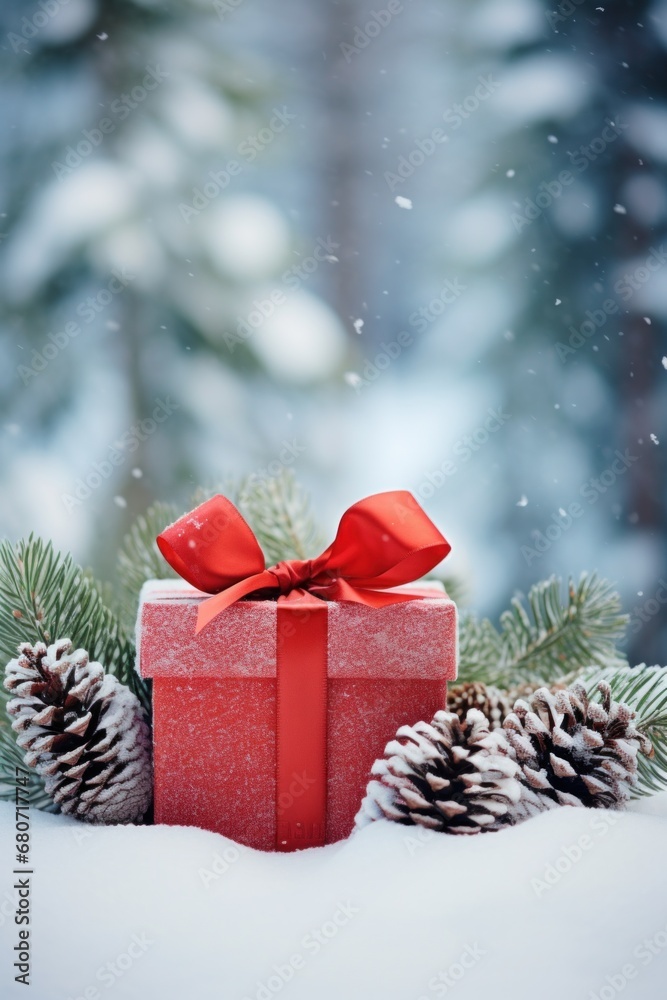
[136,491,458,851]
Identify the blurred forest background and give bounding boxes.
[0,0,665,664]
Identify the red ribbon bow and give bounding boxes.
[157,490,451,631]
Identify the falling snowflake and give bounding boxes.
[344,372,363,390]
[613,204,627,215]
[113,496,128,508]
[555,299,562,306]
[662,357,667,370]
[516,495,528,507]
[97,33,109,40]
[643,317,651,325]
[131,468,143,479]
[395,196,413,210]
[353,319,364,335]
[650,433,660,445]
[506,169,515,178]
[547,135,558,144]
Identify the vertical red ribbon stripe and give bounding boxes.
[275,595,328,851]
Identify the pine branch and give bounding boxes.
[117,501,180,632]
[237,471,325,565]
[458,573,628,688]
[0,536,148,710]
[580,665,667,797]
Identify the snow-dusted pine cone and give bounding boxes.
[356,709,546,835]
[448,681,569,730]
[448,682,512,730]
[5,640,152,824]
[502,682,653,810]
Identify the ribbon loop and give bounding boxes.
[157,490,451,633]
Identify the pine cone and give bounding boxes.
[448,682,512,729]
[503,682,653,809]
[356,709,545,835]
[449,681,570,730]
[505,680,567,706]
[5,640,152,824]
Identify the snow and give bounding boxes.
[492,55,590,126]
[39,0,97,45]
[395,196,413,210]
[465,0,545,49]
[445,192,516,263]
[2,162,138,302]
[201,197,290,280]
[1,797,667,999]
[158,79,235,151]
[248,291,348,384]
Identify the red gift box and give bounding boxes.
[137,579,458,851]
[136,490,457,851]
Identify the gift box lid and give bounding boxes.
[136,579,458,681]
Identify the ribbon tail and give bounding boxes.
[196,570,278,632]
